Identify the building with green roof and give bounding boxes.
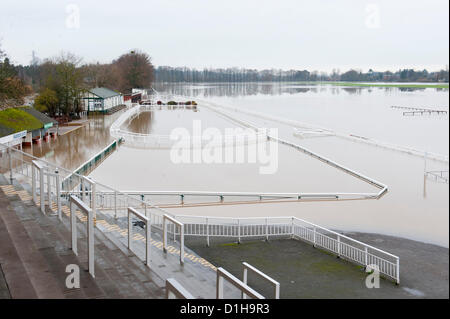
[81,87,124,113]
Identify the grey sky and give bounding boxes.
[1,0,448,72]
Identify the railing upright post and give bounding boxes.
[114,190,118,219]
[146,216,151,267]
[313,227,316,247]
[91,179,96,224]
[56,169,61,220]
[291,217,294,238]
[237,219,241,244]
[39,166,45,214]
[163,217,167,253]
[242,268,248,299]
[216,272,224,299]
[396,258,400,285]
[70,201,77,255]
[81,178,85,202]
[87,209,95,278]
[265,218,269,241]
[8,148,13,183]
[364,246,368,267]
[32,164,36,204]
[206,217,210,247]
[337,235,341,258]
[180,224,184,265]
[128,209,132,251]
[47,168,51,209]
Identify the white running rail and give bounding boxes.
[1,138,399,284]
[202,100,449,163]
[110,104,267,149]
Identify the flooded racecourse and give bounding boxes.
[37,83,449,247]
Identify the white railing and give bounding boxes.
[165,278,195,299]
[166,215,400,284]
[31,160,62,218]
[32,160,46,214]
[0,141,399,284]
[109,103,268,149]
[242,262,280,299]
[216,267,265,299]
[70,195,95,278]
[128,207,151,267]
[163,214,185,265]
[202,100,449,163]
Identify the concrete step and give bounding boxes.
[0,204,37,298]
[0,192,65,298]
[11,178,165,298]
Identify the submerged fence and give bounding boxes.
[0,125,400,285]
[62,139,122,190]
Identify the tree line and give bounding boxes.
[1,44,154,118]
[154,66,449,83]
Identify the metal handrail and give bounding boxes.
[216,267,265,299]
[165,278,195,299]
[163,214,185,265]
[242,262,280,299]
[70,195,95,278]
[128,207,151,267]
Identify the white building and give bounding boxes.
[82,87,124,113]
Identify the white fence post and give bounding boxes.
[265,218,269,241]
[163,217,167,253]
[70,201,77,255]
[91,179,96,222]
[365,246,368,267]
[162,214,184,265]
[39,165,45,214]
[114,190,118,219]
[242,267,248,299]
[8,148,13,183]
[313,227,316,247]
[337,235,341,257]
[47,168,51,208]
[128,209,132,251]
[81,178,85,202]
[55,169,61,220]
[70,196,95,278]
[206,217,210,247]
[180,224,184,265]
[87,208,95,278]
[237,219,241,244]
[32,164,36,204]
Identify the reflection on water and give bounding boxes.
[153,82,440,98]
[24,112,121,170]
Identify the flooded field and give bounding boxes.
[34,83,449,247]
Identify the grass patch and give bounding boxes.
[0,107,43,133]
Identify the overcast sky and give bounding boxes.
[0,0,448,72]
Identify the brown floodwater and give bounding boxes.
[28,83,449,247]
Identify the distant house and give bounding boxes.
[81,87,124,113]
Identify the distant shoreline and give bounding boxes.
[319,82,449,89]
